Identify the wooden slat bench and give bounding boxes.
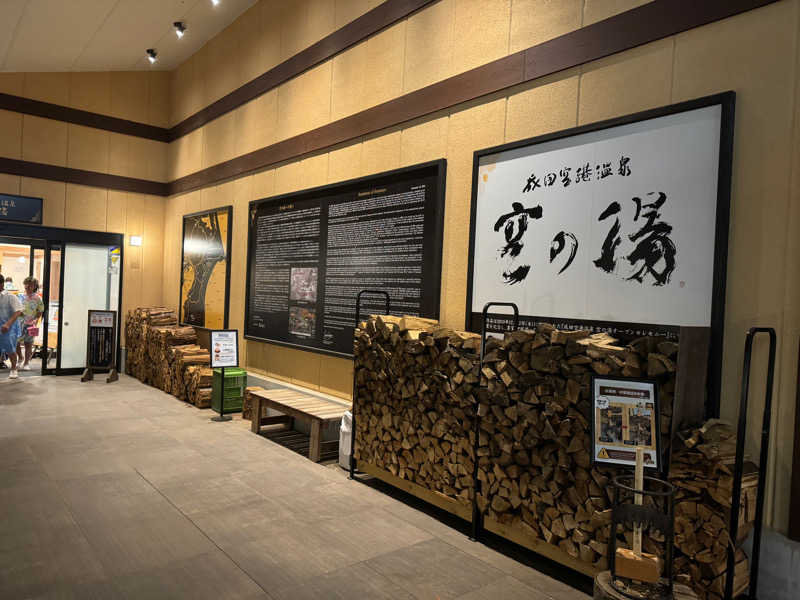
[249,388,349,462]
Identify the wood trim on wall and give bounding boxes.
[0,0,779,197]
[0,0,435,143]
[170,0,778,195]
[168,0,436,140]
[0,157,169,197]
[0,92,170,142]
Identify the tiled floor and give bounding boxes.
[0,373,591,599]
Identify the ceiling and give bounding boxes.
[0,0,257,72]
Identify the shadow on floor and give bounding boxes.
[345,468,594,596]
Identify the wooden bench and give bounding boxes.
[249,388,349,462]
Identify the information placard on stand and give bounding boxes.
[591,376,661,472]
[210,329,238,421]
[81,309,118,383]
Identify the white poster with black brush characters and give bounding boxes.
[470,103,723,331]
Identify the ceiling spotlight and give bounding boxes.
[174,22,186,38]
[211,0,220,6]
[146,48,157,64]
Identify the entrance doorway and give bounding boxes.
[0,224,123,377]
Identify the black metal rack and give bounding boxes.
[725,327,776,600]
[470,302,519,541]
[349,289,391,480]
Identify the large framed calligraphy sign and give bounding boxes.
[466,92,734,417]
[180,206,233,329]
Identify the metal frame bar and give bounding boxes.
[725,327,776,600]
[349,289,391,480]
[470,302,519,541]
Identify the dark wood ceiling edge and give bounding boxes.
[168,0,777,196]
[166,0,437,140]
[0,157,170,197]
[0,93,170,142]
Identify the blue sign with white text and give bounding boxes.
[0,194,43,224]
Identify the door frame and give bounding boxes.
[0,223,124,376]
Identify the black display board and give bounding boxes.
[245,160,446,358]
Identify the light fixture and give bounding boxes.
[174,22,186,38]
[146,48,157,64]
[129,235,142,247]
[211,0,220,6]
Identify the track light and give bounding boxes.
[146,48,157,64]
[174,22,186,39]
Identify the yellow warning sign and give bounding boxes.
[597,448,610,460]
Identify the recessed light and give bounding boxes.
[146,48,157,64]
[174,22,186,39]
[211,0,220,6]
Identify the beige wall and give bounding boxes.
[161,0,800,533]
[0,71,169,332]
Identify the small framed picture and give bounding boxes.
[591,375,661,471]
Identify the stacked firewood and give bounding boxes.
[167,345,210,400]
[145,326,198,390]
[670,421,757,600]
[124,307,177,381]
[353,315,482,507]
[353,315,679,572]
[475,323,677,569]
[186,366,213,408]
[124,308,214,408]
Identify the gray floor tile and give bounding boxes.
[158,475,266,516]
[0,528,106,600]
[270,562,415,600]
[314,507,435,563]
[78,513,217,576]
[220,519,360,592]
[455,575,553,600]
[108,550,268,600]
[365,539,507,600]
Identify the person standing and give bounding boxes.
[0,273,23,379]
[16,277,44,371]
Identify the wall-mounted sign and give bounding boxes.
[0,193,43,224]
[245,160,446,358]
[466,92,734,414]
[180,206,232,329]
[210,329,238,368]
[591,376,661,471]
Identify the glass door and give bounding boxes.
[56,243,121,375]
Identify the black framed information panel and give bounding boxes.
[245,160,446,358]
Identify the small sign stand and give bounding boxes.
[81,310,118,383]
[210,329,238,422]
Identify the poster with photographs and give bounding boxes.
[245,161,446,358]
[591,376,661,470]
[180,206,232,328]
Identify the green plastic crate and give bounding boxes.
[211,367,247,414]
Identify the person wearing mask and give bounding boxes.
[16,277,44,371]
[0,273,23,379]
